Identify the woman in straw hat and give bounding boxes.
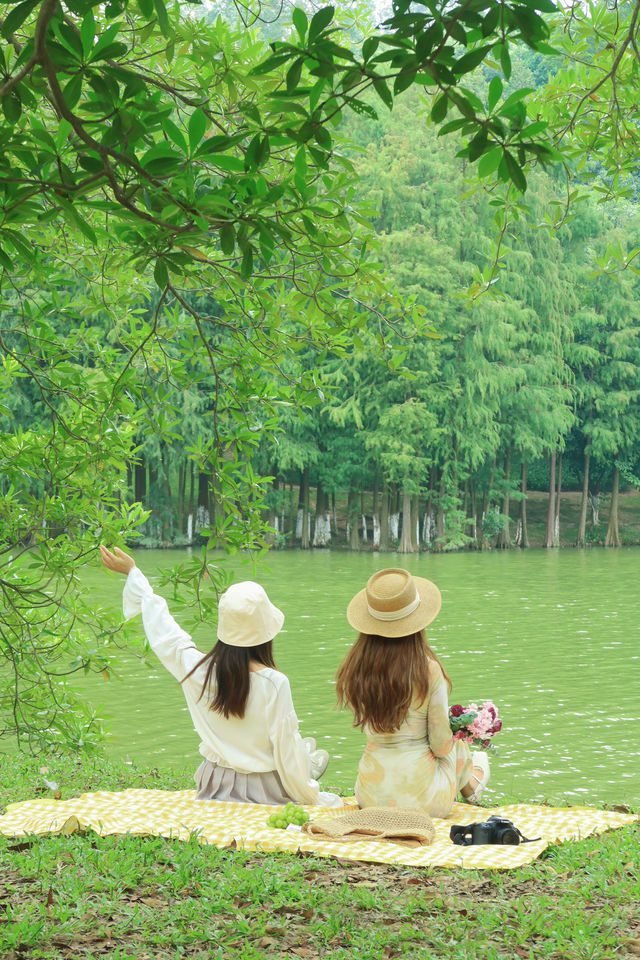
[100,546,341,807]
[336,568,490,818]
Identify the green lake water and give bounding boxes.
[75,548,640,807]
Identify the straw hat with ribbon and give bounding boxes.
[347,568,442,638]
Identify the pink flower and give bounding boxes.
[450,704,464,717]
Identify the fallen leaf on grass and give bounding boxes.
[613,804,630,813]
[7,841,32,852]
[622,939,640,957]
[289,948,315,958]
[46,886,54,918]
[273,905,314,920]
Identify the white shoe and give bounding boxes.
[310,749,329,780]
[465,752,490,804]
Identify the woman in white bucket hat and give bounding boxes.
[337,568,490,818]
[100,546,340,807]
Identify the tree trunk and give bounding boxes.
[434,478,445,553]
[380,484,390,551]
[496,447,511,549]
[134,455,146,504]
[554,450,563,545]
[299,466,310,549]
[196,470,210,534]
[576,448,590,548]
[177,461,186,538]
[399,489,414,553]
[411,493,420,551]
[312,480,331,547]
[518,460,530,548]
[347,489,360,550]
[543,449,557,548]
[605,465,621,547]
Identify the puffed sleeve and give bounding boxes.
[270,676,342,807]
[122,567,203,681]
[426,659,454,758]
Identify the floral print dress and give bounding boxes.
[354,659,473,819]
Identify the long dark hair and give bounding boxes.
[180,641,276,718]
[335,630,452,734]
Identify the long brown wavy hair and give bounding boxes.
[180,640,276,718]
[335,630,452,734]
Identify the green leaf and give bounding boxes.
[1,0,38,40]
[138,0,154,18]
[1,89,22,122]
[62,73,83,111]
[162,117,187,153]
[0,246,12,270]
[292,7,307,42]
[498,87,534,117]
[488,75,502,113]
[454,45,491,75]
[499,44,511,81]
[240,243,253,279]
[195,133,245,157]
[188,107,206,154]
[373,78,393,111]
[286,57,303,94]
[430,93,448,123]
[362,37,378,61]
[503,150,527,192]
[219,223,235,255]
[394,69,416,96]
[80,10,96,58]
[308,5,334,43]
[477,145,503,178]
[154,259,168,288]
[467,129,488,162]
[153,0,170,37]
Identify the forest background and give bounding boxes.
[2,0,640,748]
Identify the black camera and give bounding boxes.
[450,816,522,846]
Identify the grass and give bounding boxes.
[1,756,639,959]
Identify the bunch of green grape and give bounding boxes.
[267,802,310,829]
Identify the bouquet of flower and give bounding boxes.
[449,701,502,750]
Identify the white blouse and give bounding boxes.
[123,567,341,807]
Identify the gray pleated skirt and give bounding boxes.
[194,759,294,805]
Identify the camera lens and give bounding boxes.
[499,828,519,845]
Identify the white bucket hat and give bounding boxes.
[217,581,284,648]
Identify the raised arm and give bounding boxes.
[100,545,202,681]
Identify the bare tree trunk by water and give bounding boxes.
[543,449,557,548]
[399,489,414,553]
[347,489,360,550]
[554,450,563,545]
[196,469,210,533]
[411,493,420,551]
[496,448,511,549]
[517,461,530,548]
[434,478,445,553]
[299,467,310,549]
[605,465,621,547]
[576,449,590,547]
[312,481,331,547]
[380,484,389,551]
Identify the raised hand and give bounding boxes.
[100,545,136,575]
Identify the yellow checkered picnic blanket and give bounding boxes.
[0,789,635,870]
